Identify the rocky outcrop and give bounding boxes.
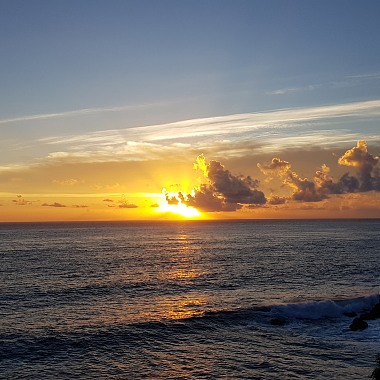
[350,301,380,331]
[349,317,368,331]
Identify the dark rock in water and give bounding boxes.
[371,302,380,319]
[361,302,380,321]
[361,312,375,320]
[349,317,368,331]
[270,317,287,326]
[343,311,357,318]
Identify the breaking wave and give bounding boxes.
[269,294,380,320]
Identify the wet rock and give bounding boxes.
[370,353,380,379]
[361,312,375,320]
[371,302,380,319]
[349,317,368,331]
[270,317,287,326]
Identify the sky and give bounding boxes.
[1,0,380,221]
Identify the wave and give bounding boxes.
[186,293,380,327]
[269,294,380,321]
[1,294,379,363]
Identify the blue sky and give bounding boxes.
[0,0,379,220]
[2,0,380,120]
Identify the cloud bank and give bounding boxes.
[163,140,380,213]
[258,140,380,202]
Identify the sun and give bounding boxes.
[158,202,201,218]
[156,191,201,218]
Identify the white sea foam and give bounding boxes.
[270,294,380,320]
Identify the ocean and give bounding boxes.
[0,219,379,379]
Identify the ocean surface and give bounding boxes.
[0,219,379,379]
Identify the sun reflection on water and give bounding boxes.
[163,297,207,320]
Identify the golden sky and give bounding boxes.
[1,129,379,221]
[1,3,380,221]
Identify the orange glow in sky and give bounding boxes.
[156,191,201,219]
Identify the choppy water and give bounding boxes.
[0,219,379,379]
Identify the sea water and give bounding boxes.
[0,219,379,379]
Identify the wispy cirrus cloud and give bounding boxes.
[32,99,380,164]
[267,72,380,96]
[1,99,379,169]
[0,102,164,125]
[40,99,380,146]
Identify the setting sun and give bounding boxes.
[156,191,201,218]
[157,201,201,219]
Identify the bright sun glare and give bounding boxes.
[157,191,201,218]
[157,202,201,218]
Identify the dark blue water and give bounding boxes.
[1,220,379,379]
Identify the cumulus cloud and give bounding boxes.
[171,155,267,212]
[194,155,266,205]
[258,140,380,202]
[257,158,291,182]
[258,159,325,202]
[165,192,181,205]
[338,140,380,191]
[185,184,241,212]
[286,170,327,202]
[267,195,287,205]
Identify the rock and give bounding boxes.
[343,311,357,318]
[370,302,380,319]
[349,317,368,331]
[361,312,375,320]
[361,302,380,320]
[370,353,380,379]
[270,317,287,326]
